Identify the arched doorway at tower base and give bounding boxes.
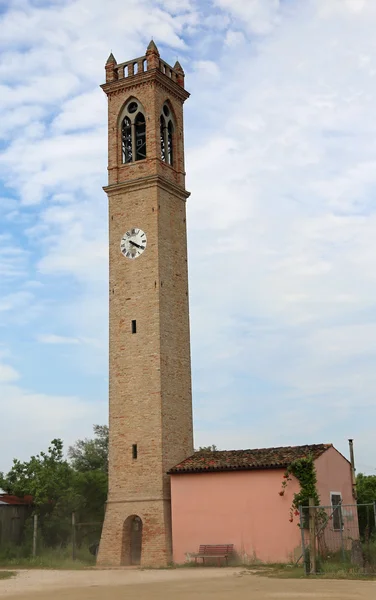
[121,515,143,566]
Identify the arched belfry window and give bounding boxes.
[160,103,174,166]
[121,100,147,164]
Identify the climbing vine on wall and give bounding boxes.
[279,454,320,523]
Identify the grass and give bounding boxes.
[0,571,16,580]
[1,546,375,581]
[247,563,376,581]
[0,545,96,570]
[138,561,376,580]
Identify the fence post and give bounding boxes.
[309,498,317,574]
[339,505,346,564]
[299,505,307,575]
[72,512,76,561]
[32,514,38,557]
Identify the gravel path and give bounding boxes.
[0,567,241,597]
[0,568,375,599]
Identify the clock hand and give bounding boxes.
[129,241,145,250]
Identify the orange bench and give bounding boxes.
[193,544,234,566]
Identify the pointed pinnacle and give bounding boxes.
[147,39,159,55]
[106,52,117,65]
[174,60,184,73]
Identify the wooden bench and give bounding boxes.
[193,544,234,566]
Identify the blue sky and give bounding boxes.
[1,0,376,476]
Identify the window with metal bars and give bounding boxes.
[330,493,343,530]
[121,100,147,164]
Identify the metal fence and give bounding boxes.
[300,502,376,575]
[72,515,103,559]
[0,512,103,565]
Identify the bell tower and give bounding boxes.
[97,41,194,567]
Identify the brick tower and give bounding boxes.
[97,41,194,567]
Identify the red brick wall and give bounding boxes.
[97,48,193,567]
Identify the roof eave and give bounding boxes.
[168,463,289,475]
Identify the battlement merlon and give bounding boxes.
[103,40,187,95]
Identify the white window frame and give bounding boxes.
[330,491,343,531]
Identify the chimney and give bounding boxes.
[348,439,357,500]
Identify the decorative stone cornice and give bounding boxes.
[101,68,190,103]
[104,174,190,201]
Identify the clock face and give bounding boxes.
[120,228,147,259]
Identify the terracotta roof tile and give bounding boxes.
[169,443,332,474]
[0,494,33,505]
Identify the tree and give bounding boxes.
[195,445,218,452]
[0,438,73,506]
[0,439,76,547]
[356,473,376,538]
[67,425,108,524]
[68,425,108,473]
[0,431,109,550]
[356,473,376,504]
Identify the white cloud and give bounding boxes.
[214,0,282,33]
[0,363,19,383]
[224,30,245,46]
[1,128,107,205]
[51,89,106,134]
[1,0,376,476]
[0,291,34,314]
[192,60,220,79]
[0,380,106,471]
[185,0,376,470]
[0,239,28,278]
[0,105,46,140]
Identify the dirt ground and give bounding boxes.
[0,567,375,600]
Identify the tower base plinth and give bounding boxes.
[97,499,172,567]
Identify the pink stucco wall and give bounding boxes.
[314,447,358,553]
[170,447,354,564]
[315,446,353,507]
[171,468,302,564]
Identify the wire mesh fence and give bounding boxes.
[300,502,376,575]
[73,517,103,559]
[0,512,103,566]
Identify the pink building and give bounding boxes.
[169,443,355,564]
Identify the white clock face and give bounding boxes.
[120,228,147,259]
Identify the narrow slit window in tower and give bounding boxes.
[135,113,146,161]
[131,320,137,334]
[132,444,138,459]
